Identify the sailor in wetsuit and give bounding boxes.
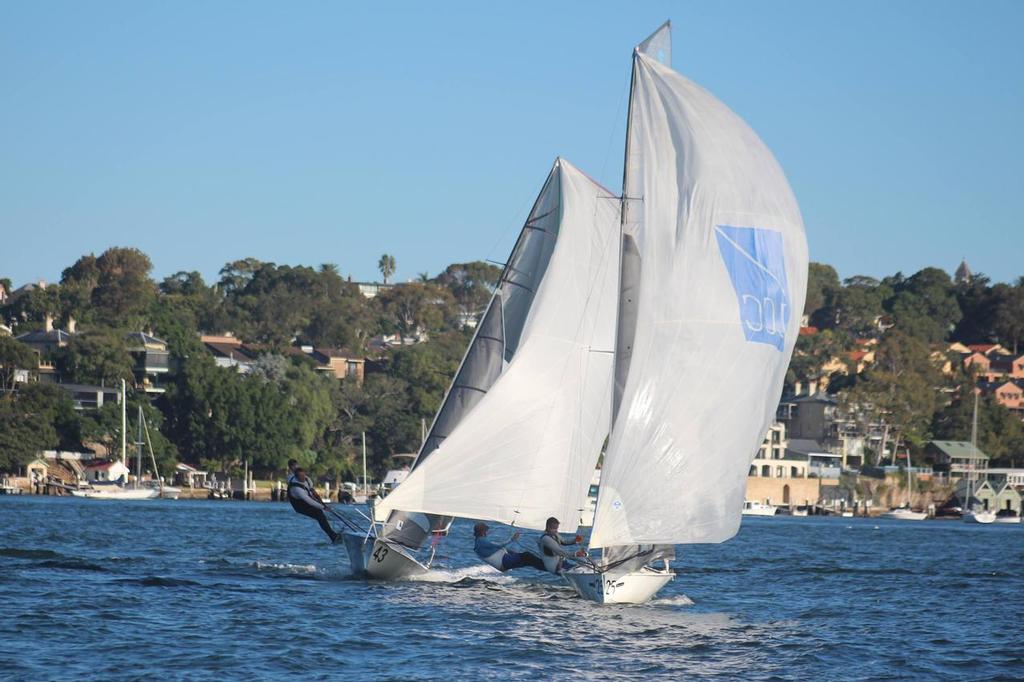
[473,522,546,572]
[287,466,340,543]
[537,516,584,574]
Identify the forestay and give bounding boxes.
[377,159,620,530]
[589,34,808,549]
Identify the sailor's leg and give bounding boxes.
[293,501,339,541]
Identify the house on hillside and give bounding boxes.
[979,379,1024,416]
[125,332,171,393]
[989,354,1024,379]
[201,334,258,373]
[58,383,121,410]
[15,322,75,384]
[926,440,989,478]
[296,346,365,384]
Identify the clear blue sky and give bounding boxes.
[2,1,1022,288]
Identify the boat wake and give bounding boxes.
[651,594,695,607]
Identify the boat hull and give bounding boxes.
[563,566,673,605]
[962,511,997,524]
[993,515,1021,524]
[70,487,160,500]
[341,532,373,575]
[880,509,928,521]
[363,539,430,580]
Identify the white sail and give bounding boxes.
[589,40,808,549]
[377,159,620,530]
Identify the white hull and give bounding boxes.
[993,515,1021,524]
[363,539,431,580]
[880,509,928,521]
[70,487,160,500]
[563,566,674,605]
[791,508,808,517]
[341,532,373,574]
[962,510,997,524]
[742,503,777,517]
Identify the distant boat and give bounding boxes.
[742,501,778,517]
[880,507,927,522]
[881,457,927,521]
[961,393,994,525]
[993,511,1021,525]
[71,381,171,501]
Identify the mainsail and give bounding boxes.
[589,24,809,550]
[377,159,620,530]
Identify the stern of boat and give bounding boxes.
[563,566,673,605]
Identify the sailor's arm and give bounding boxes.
[291,484,325,509]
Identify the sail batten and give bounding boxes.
[590,42,808,549]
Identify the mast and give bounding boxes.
[362,431,367,498]
[135,405,143,490]
[968,391,979,510]
[120,379,127,469]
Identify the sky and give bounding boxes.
[2,1,1022,289]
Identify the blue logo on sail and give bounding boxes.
[714,225,789,351]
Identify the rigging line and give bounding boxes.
[483,184,543,268]
[598,62,633,192]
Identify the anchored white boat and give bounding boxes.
[881,507,928,522]
[961,394,995,525]
[742,501,778,517]
[359,159,620,580]
[71,381,173,501]
[962,510,996,524]
[564,21,808,605]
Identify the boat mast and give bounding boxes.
[136,405,144,490]
[120,378,127,469]
[968,391,979,510]
[362,431,367,498]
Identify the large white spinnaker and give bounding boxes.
[376,159,620,531]
[589,24,809,551]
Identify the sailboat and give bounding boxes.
[346,158,621,579]
[563,21,808,604]
[962,392,996,524]
[72,380,162,500]
[880,448,927,521]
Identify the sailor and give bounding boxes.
[287,467,340,543]
[537,517,584,574]
[473,522,546,572]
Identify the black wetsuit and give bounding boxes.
[288,476,339,542]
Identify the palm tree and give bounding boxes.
[417,271,431,283]
[378,254,396,285]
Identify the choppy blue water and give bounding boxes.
[1,497,1021,680]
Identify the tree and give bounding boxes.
[378,254,396,285]
[991,279,1024,354]
[932,393,1024,467]
[434,261,501,323]
[0,336,39,391]
[845,331,943,459]
[0,384,74,472]
[832,276,891,337]
[56,332,136,386]
[377,283,456,338]
[885,267,961,344]
[804,262,841,326]
[92,247,156,322]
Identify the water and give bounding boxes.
[1,497,1021,680]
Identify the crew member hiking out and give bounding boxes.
[537,516,584,574]
[473,522,546,572]
[287,465,340,543]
